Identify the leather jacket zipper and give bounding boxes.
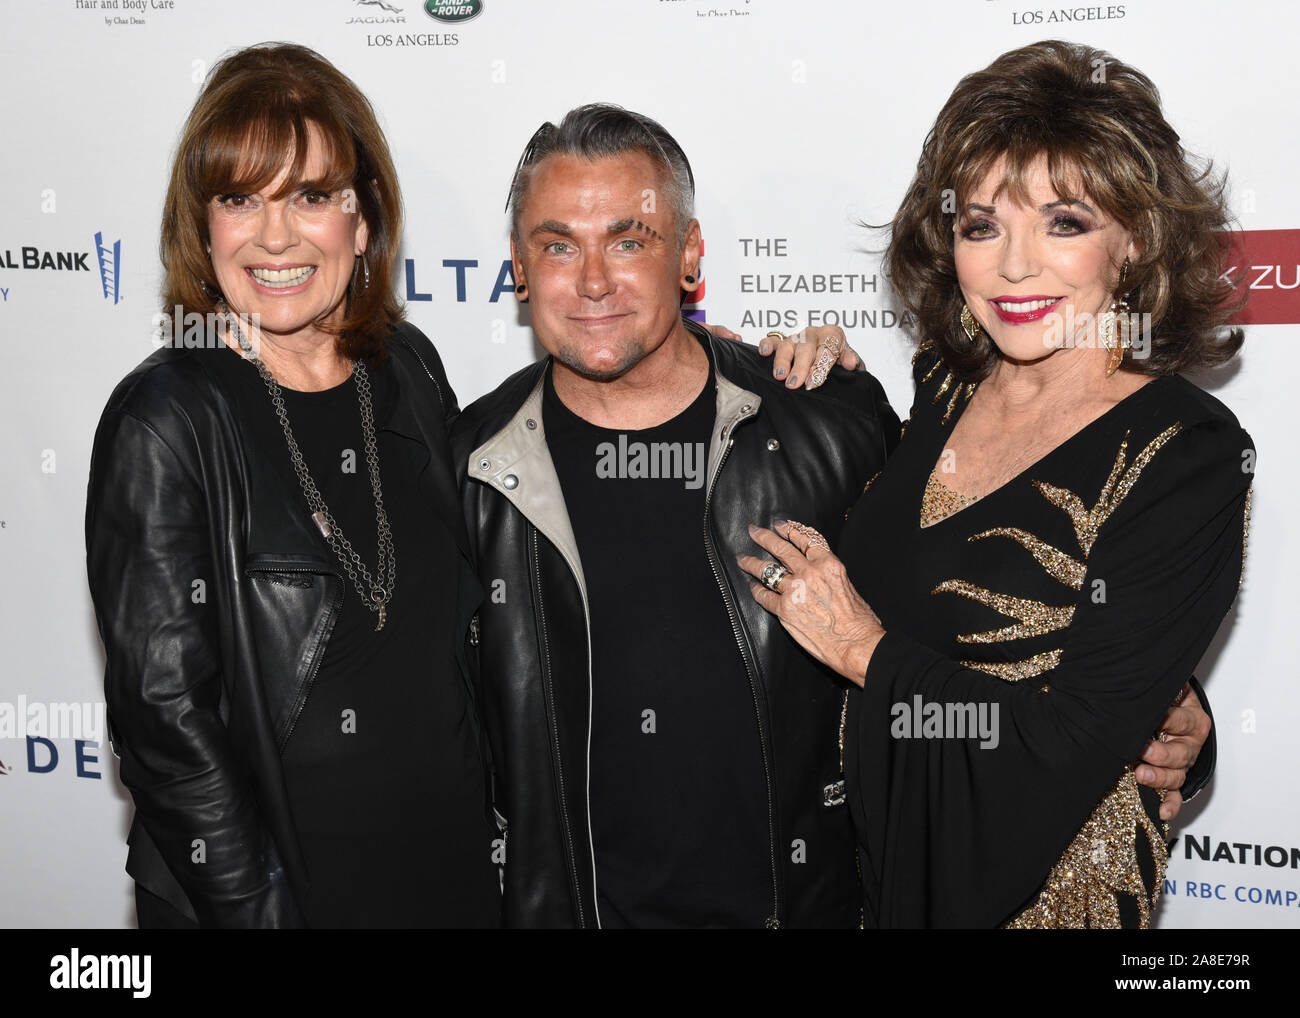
[529,527,588,928]
[701,407,783,929]
[246,562,344,751]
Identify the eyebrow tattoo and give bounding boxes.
[608,217,663,243]
[633,220,663,242]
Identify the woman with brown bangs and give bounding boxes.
[739,40,1253,927]
[85,42,499,928]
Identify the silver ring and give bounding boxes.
[760,562,789,593]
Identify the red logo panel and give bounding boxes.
[1223,229,1300,325]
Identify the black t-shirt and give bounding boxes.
[227,348,498,928]
[542,364,771,928]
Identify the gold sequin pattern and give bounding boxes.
[911,345,976,423]
[946,381,977,422]
[962,649,1062,682]
[920,470,981,528]
[970,526,1086,591]
[932,579,1074,643]
[1005,767,1167,929]
[931,424,1185,656]
[925,424,1185,929]
[923,424,1185,927]
[1240,485,1252,592]
[838,690,849,772]
[930,369,977,423]
[1035,424,1183,557]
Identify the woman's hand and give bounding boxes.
[701,323,865,389]
[737,520,884,685]
[759,326,864,389]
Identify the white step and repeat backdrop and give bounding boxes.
[0,0,1295,928]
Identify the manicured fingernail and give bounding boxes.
[786,374,799,387]
[759,342,771,355]
[747,524,759,536]
[772,519,788,529]
[1136,766,1152,783]
[774,366,786,378]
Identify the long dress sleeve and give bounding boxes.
[850,414,1253,928]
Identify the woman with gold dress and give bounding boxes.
[739,40,1252,927]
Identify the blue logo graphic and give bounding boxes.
[95,231,121,304]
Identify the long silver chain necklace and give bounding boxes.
[223,307,396,631]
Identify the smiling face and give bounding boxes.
[511,151,701,381]
[954,155,1136,365]
[206,122,368,349]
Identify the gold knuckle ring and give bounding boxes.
[785,520,830,551]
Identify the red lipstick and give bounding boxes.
[989,295,1064,325]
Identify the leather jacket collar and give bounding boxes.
[467,320,759,607]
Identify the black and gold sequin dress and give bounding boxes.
[839,347,1253,928]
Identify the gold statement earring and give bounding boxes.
[1104,258,1133,377]
[960,304,982,342]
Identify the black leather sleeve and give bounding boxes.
[1181,674,1216,802]
[86,407,302,928]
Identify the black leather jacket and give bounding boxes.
[85,323,485,927]
[451,320,900,927]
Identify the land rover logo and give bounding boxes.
[424,0,482,21]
